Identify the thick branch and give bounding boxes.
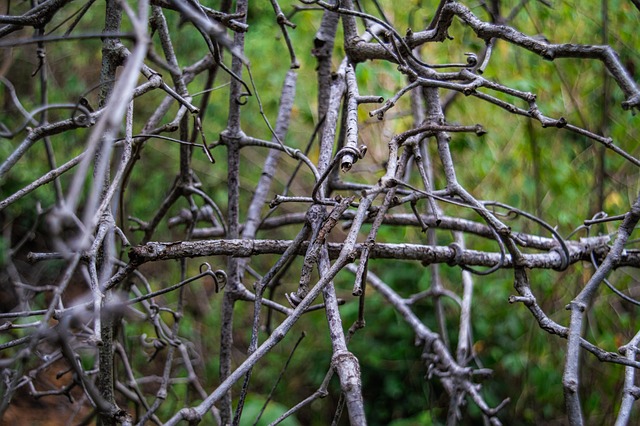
[127,238,635,269]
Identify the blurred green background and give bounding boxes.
[1,0,639,424]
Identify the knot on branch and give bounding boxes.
[128,243,160,264]
[555,117,567,128]
[565,301,587,313]
[331,350,360,376]
[276,12,295,28]
[420,247,438,267]
[379,177,397,188]
[618,343,640,357]
[180,407,201,423]
[340,145,367,172]
[286,291,305,307]
[550,246,570,271]
[563,377,580,394]
[630,386,640,400]
[622,94,640,112]
[312,38,331,59]
[462,85,476,96]
[269,195,285,208]
[541,48,555,60]
[114,409,133,424]
[464,52,478,66]
[219,128,246,145]
[447,242,463,266]
[508,295,534,306]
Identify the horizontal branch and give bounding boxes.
[171,211,610,253]
[128,238,639,269]
[0,0,73,37]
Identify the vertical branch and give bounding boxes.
[99,0,123,107]
[313,0,340,137]
[34,22,63,205]
[527,119,543,221]
[311,55,368,423]
[268,0,299,68]
[179,112,192,182]
[242,70,298,240]
[321,247,367,426]
[302,13,386,419]
[165,191,378,426]
[93,0,123,216]
[412,83,451,348]
[151,5,194,184]
[594,0,610,216]
[422,83,514,423]
[564,195,640,426]
[454,234,474,364]
[341,63,361,172]
[97,297,117,426]
[220,0,249,422]
[415,84,475,362]
[614,329,640,426]
[339,0,360,45]
[233,69,299,424]
[96,2,122,424]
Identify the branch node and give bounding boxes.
[180,407,201,423]
[555,117,567,128]
[447,242,463,266]
[508,295,534,306]
[464,52,478,66]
